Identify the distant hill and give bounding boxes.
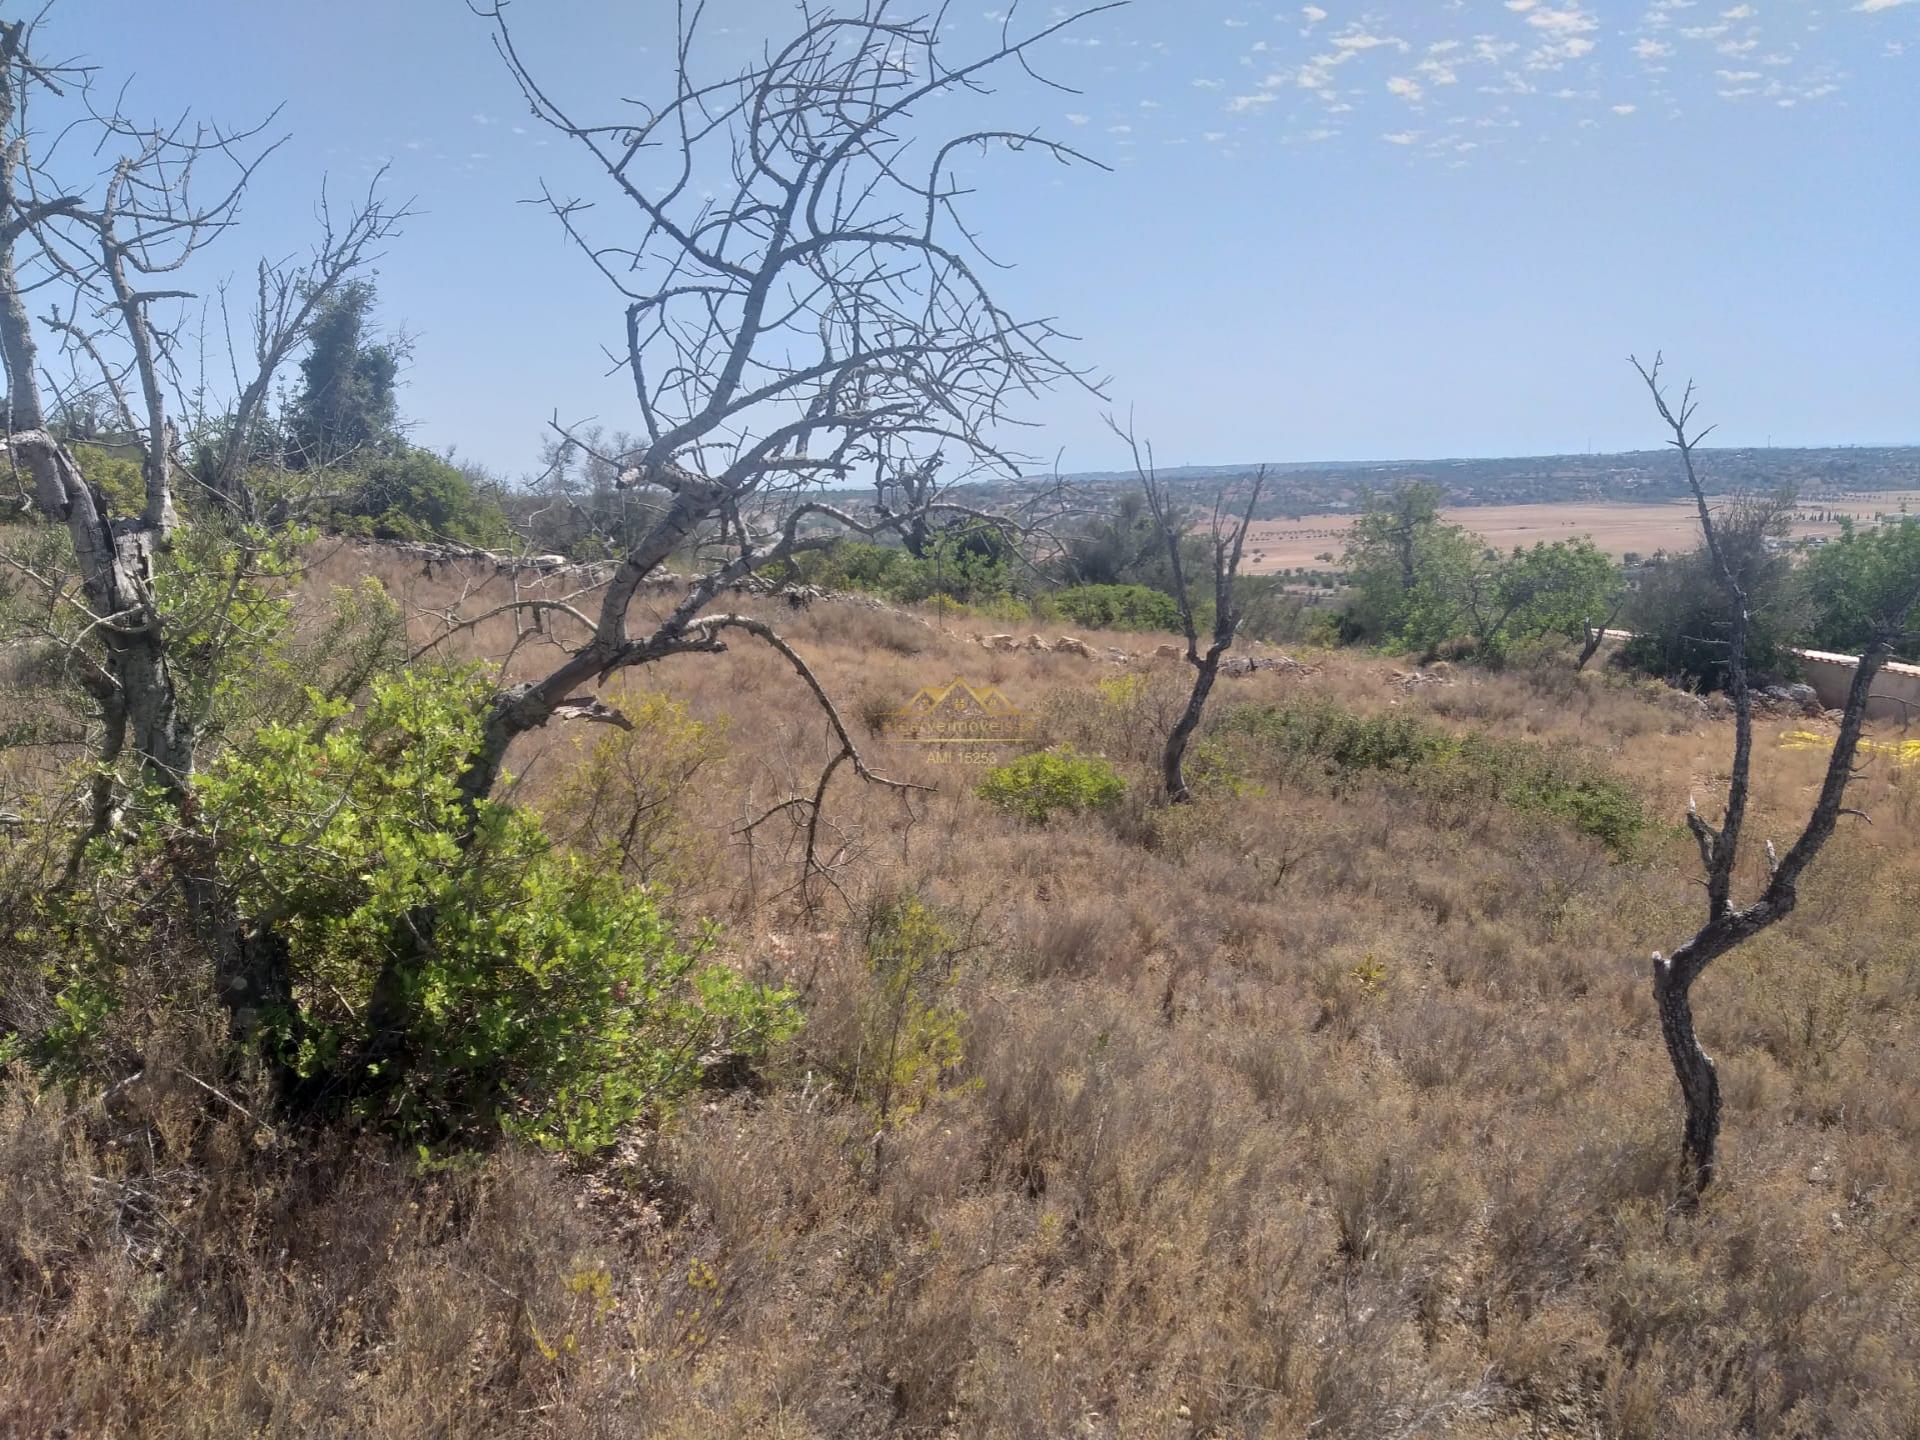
[1019,446,1920,519]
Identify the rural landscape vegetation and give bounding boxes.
[3,2,1919,1437]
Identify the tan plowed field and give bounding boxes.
[1243,490,1920,572]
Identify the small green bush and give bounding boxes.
[1052,583,1182,633]
[768,533,1018,608]
[978,745,1125,823]
[325,447,512,548]
[856,894,966,1123]
[1221,698,1648,856]
[180,669,794,1151]
[69,442,147,516]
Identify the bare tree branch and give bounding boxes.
[456,0,1112,806]
[1631,351,1920,1200]
[1111,412,1265,803]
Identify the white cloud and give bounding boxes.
[1855,0,1913,11]
[1387,75,1425,99]
[1330,29,1409,52]
[1381,130,1421,143]
[1064,112,1090,124]
[1302,3,1328,20]
[1612,102,1639,112]
[1527,6,1598,34]
[1528,34,1597,67]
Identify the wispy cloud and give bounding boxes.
[1158,0,1896,162]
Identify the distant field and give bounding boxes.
[1241,490,1920,573]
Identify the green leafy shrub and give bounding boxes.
[978,745,1125,823]
[855,894,966,1123]
[184,668,795,1151]
[1222,698,1648,856]
[1798,514,1920,657]
[149,523,306,731]
[770,532,1018,608]
[69,443,146,516]
[1052,583,1182,633]
[1225,698,1449,774]
[328,447,512,548]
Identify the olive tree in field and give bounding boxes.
[459,0,1112,809]
[1112,420,1264,803]
[0,15,400,1036]
[1632,353,1920,1199]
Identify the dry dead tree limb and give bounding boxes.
[1111,414,1265,803]
[1631,351,1920,1201]
[455,0,1110,816]
[1,15,391,1048]
[1576,601,1624,671]
[202,174,411,516]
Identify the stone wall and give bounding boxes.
[1792,649,1920,724]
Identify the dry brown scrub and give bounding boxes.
[6,550,1920,1437]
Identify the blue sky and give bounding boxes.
[44,0,1920,477]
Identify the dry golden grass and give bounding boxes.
[6,546,1920,1437]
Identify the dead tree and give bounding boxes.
[1115,420,1266,803]
[459,0,1111,809]
[1575,606,1621,671]
[1631,353,1920,1199]
[0,15,395,1041]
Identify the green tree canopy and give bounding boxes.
[1340,481,1481,652]
[1466,537,1622,658]
[1799,515,1920,659]
[331,447,511,548]
[289,280,402,467]
[1622,491,1805,690]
